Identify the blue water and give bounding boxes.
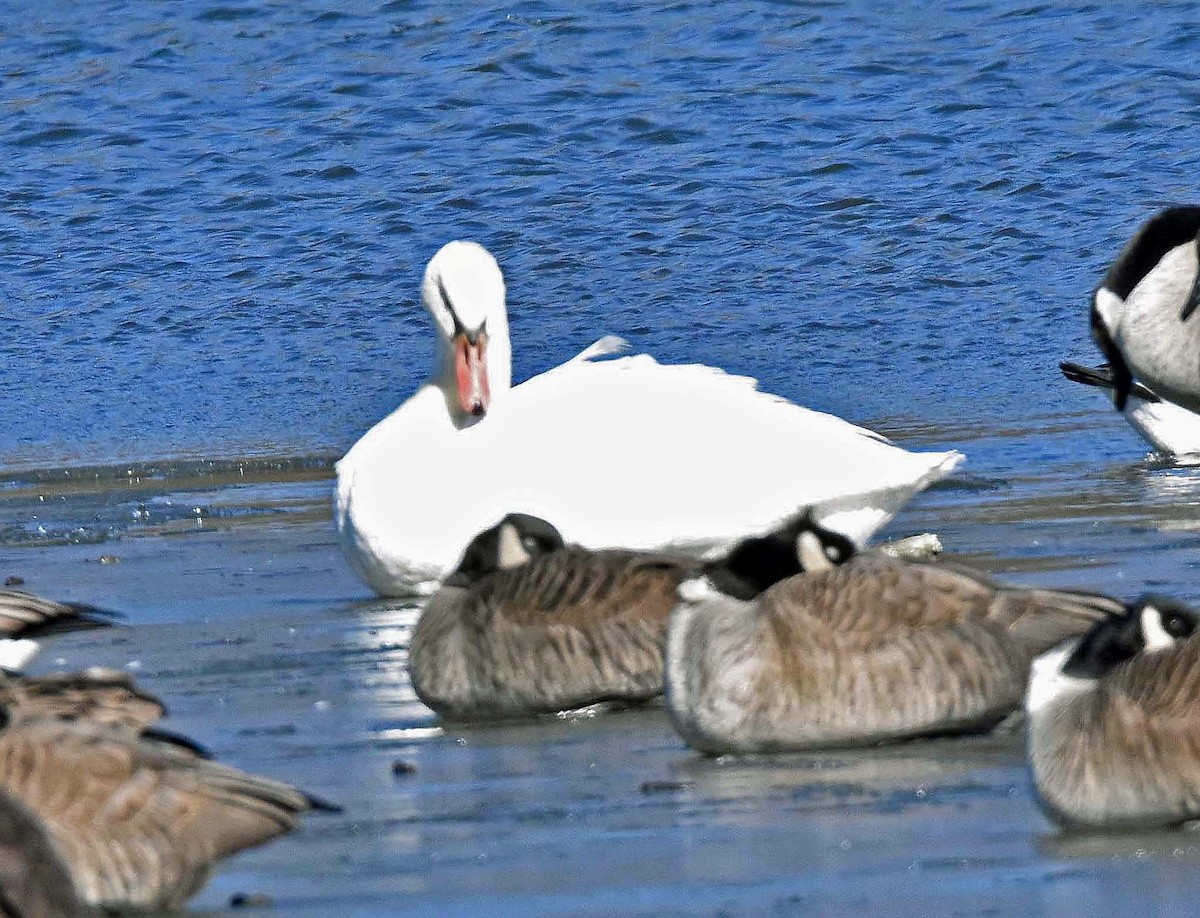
[3,0,1198,468]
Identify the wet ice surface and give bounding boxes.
[4,418,1200,916]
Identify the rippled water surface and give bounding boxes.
[4,1,1200,915]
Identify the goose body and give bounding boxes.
[1090,206,1200,415]
[665,516,1123,754]
[0,716,335,913]
[1026,596,1200,829]
[409,514,693,719]
[1060,361,1200,457]
[0,789,99,918]
[335,241,964,596]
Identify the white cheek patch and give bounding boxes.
[1140,605,1175,652]
[496,523,532,570]
[796,531,835,572]
[677,576,717,604]
[1025,641,1092,716]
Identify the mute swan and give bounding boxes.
[1090,206,1200,414]
[335,241,965,596]
[1026,595,1200,829]
[666,513,1123,754]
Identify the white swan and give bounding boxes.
[335,241,965,596]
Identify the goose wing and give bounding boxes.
[0,719,333,913]
[758,555,999,643]
[0,590,119,639]
[759,556,1118,652]
[473,548,692,629]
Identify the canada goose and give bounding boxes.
[666,514,1125,754]
[1026,594,1200,829]
[1089,206,1200,414]
[0,589,118,673]
[1060,361,1200,457]
[335,240,963,596]
[409,513,695,720]
[0,788,99,917]
[0,716,338,913]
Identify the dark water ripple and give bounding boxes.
[0,1,1198,471]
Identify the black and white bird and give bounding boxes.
[1089,206,1200,415]
[1059,361,1200,457]
[0,589,118,673]
[1026,595,1200,829]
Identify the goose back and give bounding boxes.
[410,547,692,719]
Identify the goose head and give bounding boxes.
[682,509,858,603]
[442,513,565,588]
[1091,207,1200,411]
[1026,594,1200,715]
[422,241,513,426]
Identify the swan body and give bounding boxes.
[1090,206,1200,414]
[666,515,1122,754]
[1026,595,1200,829]
[336,241,964,596]
[1060,361,1200,457]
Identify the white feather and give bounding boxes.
[0,638,41,673]
[1025,641,1092,717]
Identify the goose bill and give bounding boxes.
[454,331,490,417]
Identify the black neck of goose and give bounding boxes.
[1061,611,1145,679]
[704,534,805,601]
[445,526,502,588]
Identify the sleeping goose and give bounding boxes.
[0,589,117,673]
[665,513,1124,754]
[0,715,337,913]
[335,241,965,596]
[1026,594,1200,829]
[1090,206,1200,415]
[1060,361,1200,457]
[408,513,695,720]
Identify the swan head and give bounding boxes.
[422,241,512,423]
[697,509,858,602]
[442,513,565,588]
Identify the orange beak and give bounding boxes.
[453,331,489,417]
